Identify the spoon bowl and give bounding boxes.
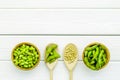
[45,43,59,80]
[63,43,78,80]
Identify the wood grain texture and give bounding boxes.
[0,0,119,9]
[0,61,119,80]
[0,9,120,34]
[0,36,119,61]
[0,0,119,79]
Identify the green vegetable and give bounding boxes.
[85,44,98,51]
[84,51,88,57]
[49,59,56,63]
[83,43,108,70]
[96,50,104,69]
[53,50,60,58]
[47,56,56,62]
[84,57,96,70]
[45,44,60,64]
[90,60,95,65]
[103,54,107,63]
[12,43,40,69]
[88,51,92,58]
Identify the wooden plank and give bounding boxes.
[0,0,119,9]
[0,61,119,80]
[0,9,120,34]
[0,36,119,61]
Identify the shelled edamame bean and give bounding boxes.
[11,42,40,70]
[82,42,110,70]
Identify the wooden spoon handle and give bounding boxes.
[50,70,53,80]
[69,70,73,80]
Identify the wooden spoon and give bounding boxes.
[45,43,58,80]
[46,60,58,80]
[63,43,78,80]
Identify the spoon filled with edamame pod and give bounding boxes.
[63,43,78,80]
[45,43,61,80]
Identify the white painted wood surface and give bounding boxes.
[0,61,119,80]
[0,9,120,34]
[0,36,120,61]
[0,36,119,80]
[0,0,120,79]
[0,0,119,9]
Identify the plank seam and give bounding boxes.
[1,60,120,62]
[0,34,120,36]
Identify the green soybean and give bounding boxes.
[84,51,88,57]
[45,44,60,64]
[92,47,99,61]
[13,43,39,69]
[103,54,107,63]
[83,43,109,70]
[53,50,60,58]
[84,57,96,70]
[49,59,56,63]
[85,44,98,51]
[99,50,104,59]
[46,47,53,53]
[88,51,92,58]
[96,50,104,69]
[46,56,55,62]
[90,60,95,65]
[46,44,57,53]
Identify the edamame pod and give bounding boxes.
[99,50,104,59]
[84,57,96,70]
[49,59,56,63]
[90,60,95,65]
[53,50,60,58]
[45,44,60,64]
[46,44,57,53]
[46,55,55,62]
[92,47,100,61]
[84,51,88,57]
[88,51,92,58]
[103,54,107,63]
[96,50,104,69]
[46,47,54,53]
[85,44,98,51]
[45,52,50,60]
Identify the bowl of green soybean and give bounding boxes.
[82,42,110,71]
[11,42,40,70]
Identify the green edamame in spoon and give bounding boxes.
[45,43,61,64]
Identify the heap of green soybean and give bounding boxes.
[45,44,60,63]
[83,44,108,70]
[13,44,39,69]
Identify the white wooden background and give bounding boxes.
[0,0,120,80]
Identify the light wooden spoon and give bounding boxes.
[63,43,78,80]
[45,43,58,80]
[46,60,58,80]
